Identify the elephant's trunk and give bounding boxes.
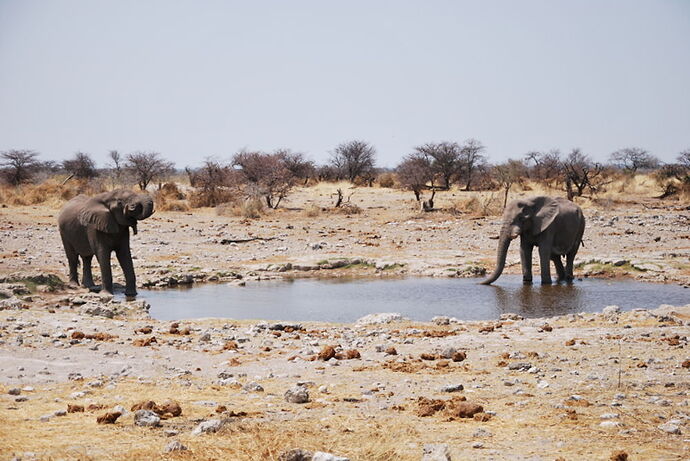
[135,195,154,220]
[481,225,512,285]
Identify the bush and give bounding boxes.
[304,203,321,217]
[377,172,396,188]
[188,189,234,208]
[452,194,502,217]
[215,197,264,218]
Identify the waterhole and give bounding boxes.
[141,276,689,322]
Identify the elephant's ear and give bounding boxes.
[78,199,119,233]
[532,197,559,235]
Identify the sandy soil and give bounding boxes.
[0,184,689,460]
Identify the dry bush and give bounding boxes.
[188,189,234,208]
[452,193,503,217]
[216,197,264,218]
[154,182,190,211]
[331,203,362,215]
[0,178,106,207]
[304,203,321,217]
[378,172,396,188]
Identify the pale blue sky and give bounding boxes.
[1,0,689,168]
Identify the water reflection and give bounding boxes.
[142,275,689,322]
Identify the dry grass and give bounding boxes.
[215,197,265,219]
[154,183,190,212]
[0,178,107,207]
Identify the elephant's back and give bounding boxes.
[58,195,88,226]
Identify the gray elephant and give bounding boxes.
[58,189,154,296]
[481,196,585,285]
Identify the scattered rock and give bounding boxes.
[384,347,398,355]
[318,346,336,361]
[164,441,188,453]
[447,402,484,419]
[658,422,681,434]
[609,451,628,461]
[422,443,451,461]
[96,411,121,424]
[441,384,464,393]
[451,351,466,362]
[355,313,404,325]
[67,404,84,413]
[132,336,157,347]
[8,388,21,396]
[278,449,314,461]
[192,419,223,435]
[134,409,161,427]
[603,305,621,316]
[312,453,350,461]
[243,381,264,392]
[285,386,310,404]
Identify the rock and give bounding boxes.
[658,422,681,434]
[67,404,84,413]
[40,414,52,422]
[268,322,303,331]
[164,441,188,453]
[609,450,628,461]
[312,452,350,461]
[278,449,314,461]
[432,316,450,326]
[447,402,483,418]
[537,380,549,389]
[451,351,466,362]
[355,313,404,325]
[53,409,67,417]
[600,421,622,429]
[82,304,116,318]
[134,409,161,427]
[318,346,336,361]
[600,413,619,419]
[384,347,398,356]
[508,362,532,371]
[96,411,121,424]
[603,305,621,315]
[440,347,456,359]
[131,400,157,412]
[158,400,182,417]
[441,384,464,393]
[422,443,451,461]
[285,386,310,404]
[192,419,223,435]
[8,388,21,396]
[0,297,26,310]
[242,382,264,392]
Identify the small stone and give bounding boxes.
[600,421,622,429]
[603,305,621,315]
[134,409,161,427]
[242,381,264,392]
[96,411,121,424]
[192,419,223,435]
[471,442,484,449]
[164,441,188,453]
[658,422,681,434]
[508,362,532,371]
[441,384,464,393]
[537,380,549,389]
[421,443,451,461]
[318,345,336,361]
[53,409,67,417]
[284,386,310,404]
[600,413,619,420]
[39,414,52,422]
[278,449,314,461]
[8,388,21,396]
[451,351,466,362]
[312,452,350,461]
[384,347,398,355]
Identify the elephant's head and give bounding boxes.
[78,189,154,235]
[481,196,559,285]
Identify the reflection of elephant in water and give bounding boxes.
[58,189,154,296]
[481,196,585,285]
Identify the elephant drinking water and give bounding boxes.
[58,189,154,296]
[481,196,585,285]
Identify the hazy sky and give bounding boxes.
[1,0,689,168]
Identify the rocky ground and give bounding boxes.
[0,185,689,460]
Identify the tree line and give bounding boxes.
[1,141,689,209]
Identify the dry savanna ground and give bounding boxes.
[0,177,689,460]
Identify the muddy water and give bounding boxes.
[141,276,689,322]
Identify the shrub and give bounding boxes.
[304,203,321,217]
[378,172,396,188]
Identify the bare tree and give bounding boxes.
[459,138,486,191]
[609,147,659,174]
[232,150,295,209]
[107,150,123,186]
[186,158,238,207]
[654,149,690,198]
[330,140,376,183]
[562,149,608,199]
[493,159,528,207]
[0,149,40,185]
[277,150,315,186]
[126,151,175,191]
[415,142,461,189]
[396,153,434,201]
[524,149,563,188]
[62,152,98,180]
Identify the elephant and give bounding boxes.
[481,196,585,285]
[58,189,154,296]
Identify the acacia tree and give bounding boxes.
[0,149,40,185]
[415,142,461,189]
[396,153,434,201]
[62,152,98,180]
[277,150,315,186]
[126,151,175,190]
[493,159,528,207]
[107,150,123,186]
[524,150,563,188]
[186,158,238,207]
[330,140,376,183]
[459,138,486,191]
[232,150,295,208]
[562,149,608,199]
[609,147,659,174]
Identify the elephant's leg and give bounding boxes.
[538,244,553,284]
[552,255,566,281]
[81,255,94,288]
[115,245,137,297]
[95,249,113,294]
[519,240,533,284]
[63,242,79,286]
[565,252,577,281]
